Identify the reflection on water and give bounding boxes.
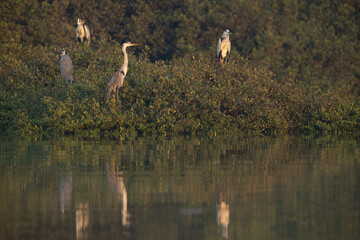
[217,193,229,239]
[106,164,130,227]
[0,135,359,240]
[76,202,89,240]
[59,172,72,214]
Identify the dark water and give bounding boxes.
[0,136,359,240]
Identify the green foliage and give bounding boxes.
[1,41,360,137]
[1,0,359,97]
[1,0,360,137]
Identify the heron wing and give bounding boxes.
[84,25,90,39]
[219,38,231,58]
[105,71,126,100]
[227,40,231,55]
[217,38,221,58]
[107,70,125,88]
[75,25,80,39]
[61,56,73,72]
[60,55,73,80]
[83,24,91,45]
[75,24,85,38]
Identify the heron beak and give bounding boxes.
[130,43,139,46]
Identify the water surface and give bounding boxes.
[0,136,359,239]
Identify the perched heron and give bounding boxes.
[59,48,73,85]
[75,18,90,45]
[216,29,232,64]
[105,42,139,101]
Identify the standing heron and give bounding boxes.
[59,48,73,85]
[105,42,139,101]
[75,18,91,45]
[217,29,232,64]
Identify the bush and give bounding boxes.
[1,43,360,137]
[1,0,359,98]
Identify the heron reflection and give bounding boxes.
[106,164,130,227]
[76,202,89,240]
[59,172,72,214]
[216,193,230,239]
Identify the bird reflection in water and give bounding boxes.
[59,172,72,214]
[216,192,230,239]
[106,164,130,227]
[76,202,89,240]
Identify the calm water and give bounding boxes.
[0,136,359,240]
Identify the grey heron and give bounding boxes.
[217,29,232,64]
[105,42,139,101]
[59,48,73,85]
[75,18,91,45]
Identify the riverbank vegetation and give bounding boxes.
[1,0,360,137]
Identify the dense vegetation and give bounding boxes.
[1,0,360,137]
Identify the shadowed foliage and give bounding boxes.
[0,0,360,137]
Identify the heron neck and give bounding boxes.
[122,46,129,71]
